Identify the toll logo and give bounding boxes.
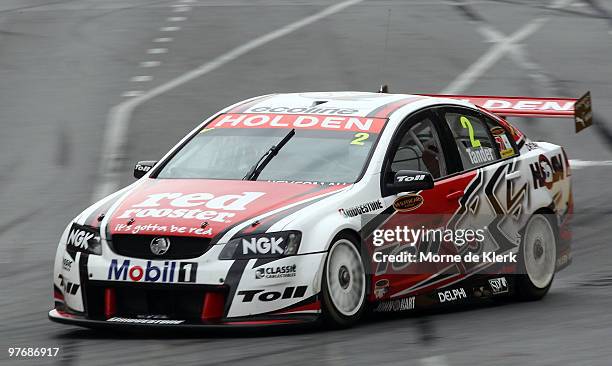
[107,259,197,283]
[396,174,425,183]
[238,286,307,302]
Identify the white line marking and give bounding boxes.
[140,61,161,68]
[472,23,556,89]
[154,37,173,43]
[442,17,548,94]
[160,26,181,32]
[147,48,168,54]
[463,0,576,94]
[173,6,191,12]
[121,91,144,97]
[167,16,186,22]
[93,0,364,201]
[178,0,196,3]
[420,355,451,366]
[131,75,153,82]
[569,159,612,168]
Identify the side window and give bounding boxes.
[441,109,510,169]
[387,114,446,180]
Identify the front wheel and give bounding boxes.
[516,213,557,301]
[321,234,366,328]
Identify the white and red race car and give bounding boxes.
[49,90,589,329]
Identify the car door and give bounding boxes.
[380,108,465,214]
[369,106,527,303]
[370,108,478,301]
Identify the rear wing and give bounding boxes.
[421,91,593,133]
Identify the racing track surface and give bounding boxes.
[1,1,612,365]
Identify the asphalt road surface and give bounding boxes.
[1,1,612,365]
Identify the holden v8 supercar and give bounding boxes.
[49,90,590,329]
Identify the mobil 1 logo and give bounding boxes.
[107,259,198,283]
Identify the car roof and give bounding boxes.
[226,92,473,119]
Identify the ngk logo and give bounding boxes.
[107,259,197,283]
[66,226,95,250]
[242,237,284,255]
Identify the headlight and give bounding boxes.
[218,231,301,260]
[65,223,102,255]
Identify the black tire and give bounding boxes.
[516,213,557,301]
[320,233,367,328]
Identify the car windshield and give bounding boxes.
[156,114,384,184]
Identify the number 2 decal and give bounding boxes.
[460,116,481,148]
[351,132,370,145]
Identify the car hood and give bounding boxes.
[106,178,346,240]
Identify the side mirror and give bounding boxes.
[387,170,434,195]
[133,160,157,179]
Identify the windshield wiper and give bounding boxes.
[243,129,296,181]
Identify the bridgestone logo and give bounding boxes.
[339,200,383,218]
[107,317,184,325]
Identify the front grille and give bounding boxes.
[115,287,204,320]
[110,234,211,259]
[84,283,228,321]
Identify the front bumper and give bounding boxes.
[52,246,326,327]
[48,309,317,330]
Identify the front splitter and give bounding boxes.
[48,309,317,331]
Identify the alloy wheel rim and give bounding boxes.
[326,239,365,316]
[524,216,556,289]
